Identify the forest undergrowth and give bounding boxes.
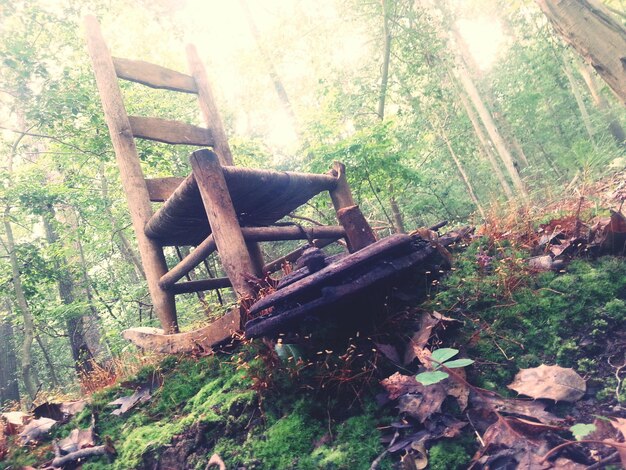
[2,172,626,469]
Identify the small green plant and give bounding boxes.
[416,348,474,385]
[570,423,596,440]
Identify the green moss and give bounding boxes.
[428,440,472,470]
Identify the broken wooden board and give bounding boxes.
[245,234,445,338]
[122,309,240,354]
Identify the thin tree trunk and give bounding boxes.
[3,211,36,401]
[453,60,527,196]
[379,0,406,233]
[239,0,300,134]
[100,167,144,281]
[0,301,20,404]
[438,130,487,219]
[577,62,626,144]
[457,86,514,199]
[34,334,60,387]
[536,0,626,105]
[562,61,596,142]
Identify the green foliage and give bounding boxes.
[416,348,474,385]
[570,423,596,440]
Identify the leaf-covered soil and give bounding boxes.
[3,177,626,469]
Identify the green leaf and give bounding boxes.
[442,358,474,368]
[570,423,596,440]
[415,370,449,386]
[430,348,459,366]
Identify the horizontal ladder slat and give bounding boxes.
[112,57,198,93]
[171,278,231,294]
[128,116,214,146]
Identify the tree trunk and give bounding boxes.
[3,211,37,401]
[577,62,626,145]
[562,61,596,142]
[239,0,300,134]
[438,129,487,219]
[0,301,20,405]
[456,85,514,199]
[42,210,99,375]
[453,56,527,196]
[536,0,626,105]
[379,0,406,233]
[34,333,60,387]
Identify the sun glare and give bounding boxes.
[456,17,507,70]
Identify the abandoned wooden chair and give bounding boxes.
[83,16,376,350]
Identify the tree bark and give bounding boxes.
[577,62,626,145]
[536,0,626,105]
[0,301,20,404]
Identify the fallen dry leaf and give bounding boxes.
[397,382,447,423]
[58,426,96,454]
[606,418,626,468]
[374,342,401,364]
[380,372,423,400]
[508,364,586,402]
[470,388,563,425]
[108,386,151,416]
[19,417,57,445]
[445,368,469,411]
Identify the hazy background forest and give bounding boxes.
[1,0,625,405]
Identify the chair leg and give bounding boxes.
[143,241,179,333]
[329,162,376,252]
[190,149,259,298]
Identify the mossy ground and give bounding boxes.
[3,236,626,469]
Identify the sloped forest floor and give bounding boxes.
[3,173,626,470]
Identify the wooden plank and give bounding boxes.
[241,226,345,242]
[190,149,260,297]
[122,308,241,354]
[171,278,231,295]
[84,15,178,333]
[186,45,234,166]
[128,115,214,146]
[112,57,198,94]
[159,235,216,289]
[145,177,185,202]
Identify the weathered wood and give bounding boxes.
[250,234,415,315]
[242,226,345,242]
[336,205,376,251]
[84,15,178,333]
[145,177,185,202]
[245,236,437,338]
[186,45,234,166]
[263,238,340,274]
[128,116,213,146]
[122,308,241,354]
[144,168,338,246]
[171,278,231,294]
[328,161,355,209]
[190,149,259,297]
[159,235,216,289]
[112,57,198,93]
